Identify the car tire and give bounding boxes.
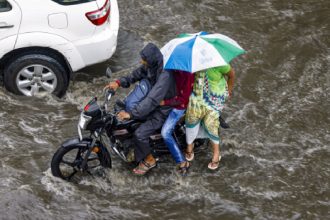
[3,53,69,97]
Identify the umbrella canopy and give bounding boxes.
[161,31,245,73]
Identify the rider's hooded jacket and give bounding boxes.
[117,43,176,120]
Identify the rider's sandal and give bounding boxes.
[133,160,156,176]
[177,161,191,177]
[185,150,194,162]
[207,155,222,170]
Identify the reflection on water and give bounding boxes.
[0,0,330,219]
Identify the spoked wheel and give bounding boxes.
[51,144,109,181]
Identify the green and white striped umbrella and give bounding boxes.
[161,32,245,73]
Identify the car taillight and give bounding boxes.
[85,0,110,26]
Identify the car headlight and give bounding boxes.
[78,113,92,130]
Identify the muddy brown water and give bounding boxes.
[0,0,329,219]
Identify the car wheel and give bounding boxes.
[3,54,69,97]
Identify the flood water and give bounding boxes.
[1,0,330,219]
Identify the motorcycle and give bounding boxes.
[51,88,207,181]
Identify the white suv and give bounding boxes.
[0,0,119,97]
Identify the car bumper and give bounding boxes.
[72,29,118,71]
[71,0,119,71]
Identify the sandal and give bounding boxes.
[185,150,194,162]
[133,160,156,176]
[208,155,222,170]
[177,161,191,177]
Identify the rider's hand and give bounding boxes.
[104,81,120,91]
[117,111,131,121]
[160,100,165,106]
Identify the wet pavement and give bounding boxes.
[0,0,329,219]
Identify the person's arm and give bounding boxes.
[226,68,235,98]
[104,65,147,90]
[117,65,147,88]
[130,72,173,119]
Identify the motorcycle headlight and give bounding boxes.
[78,113,92,130]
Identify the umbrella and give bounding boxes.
[161,31,245,73]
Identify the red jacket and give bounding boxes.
[164,70,194,110]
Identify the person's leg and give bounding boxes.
[185,98,206,161]
[133,126,157,175]
[208,140,221,169]
[211,142,220,161]
[134,109,168,162]
[144,153,156,166]
[133,110,168,175]
[203,109,222,170]
[133,123,155,163]
[133,153,157,175]
[185,123,202,161]
[161,109,186,164]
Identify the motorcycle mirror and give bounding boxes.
[106,67,113,78]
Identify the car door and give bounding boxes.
[0,0,21,57]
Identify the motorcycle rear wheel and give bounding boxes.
[51,144,110,181]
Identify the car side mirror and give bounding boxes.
[106,66,113,78]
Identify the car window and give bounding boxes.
[0,0,12,12]
[51,0,95,5]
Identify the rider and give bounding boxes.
[104,43,176,175]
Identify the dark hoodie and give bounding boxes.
[117,43,176,120]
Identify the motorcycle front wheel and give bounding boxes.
[51,144,111,181]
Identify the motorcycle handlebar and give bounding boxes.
[102,88,116,111]
[106,88,116,96]
[103,88,115,97]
